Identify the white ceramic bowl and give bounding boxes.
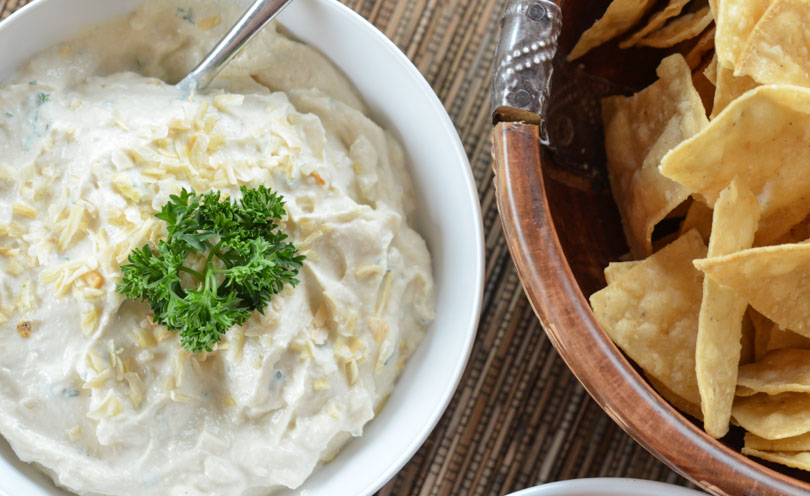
[0,1,484,495]
[507,478,707,496]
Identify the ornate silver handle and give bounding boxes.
[491,0,562,136]
[177,0,294,92]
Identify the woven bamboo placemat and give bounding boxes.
[1,0,700,494]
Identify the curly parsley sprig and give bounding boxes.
[117,186,304,353]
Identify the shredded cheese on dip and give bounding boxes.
[0,1,435,494]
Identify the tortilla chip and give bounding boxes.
[646,373,703,420]
[696,179,760,438]
[684,26,717,71]
[637,6,714,48]
[568,0,657,60]
[660,85,810,229]
[620,0,693,48]
[765,214,810,246]
[590,230,706,404]
[737,349,810,397]
[710,64,759,119]
[696,243,810,336]
[679,199,712,244]
[692,64,716,117]
[704,180,760,259]
[604,261,641,285]
[743,448,810,470]
[715,0,772,69]
[736,0,810,87]
[603,55,708,257]
[745,431,810,451]
[755,204,810,247]
[769,328,810,352]
[732,392,810,439]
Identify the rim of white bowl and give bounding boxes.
[302,2,484,494]
[0,1,485,495]
[506,478,707,496]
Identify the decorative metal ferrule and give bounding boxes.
[491,0,562,130]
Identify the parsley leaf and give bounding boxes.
[118,186,304,353]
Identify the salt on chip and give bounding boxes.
[743,448,810,470]
[737,349,810,396]
[567,0,657,60]
[736,0,810,87]
[604,261,640,285]
[602,55,708,257]
[637,6,713,48]
[745,431,810,451]
[710,64,759,119]
[661,85,810,231]
[696,243,810,336]
[619,0,692,48]
[715,0,772,69]
[695,178,759,438]
[732,392,810,440]
[590,230,706,405]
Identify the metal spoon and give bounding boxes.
[177,0,294,93]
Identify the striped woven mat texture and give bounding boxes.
[1,0,698,494]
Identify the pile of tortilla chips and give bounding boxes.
[568,0,715,61]
[583,0,810,473]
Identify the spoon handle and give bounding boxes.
[178,0,293,91]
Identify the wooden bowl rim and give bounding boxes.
[491,121,810,496]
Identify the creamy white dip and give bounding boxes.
[0,1,434,495]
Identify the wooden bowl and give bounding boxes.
[491,1,810,495]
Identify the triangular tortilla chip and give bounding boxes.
[603,261,640,285]
[685,25,717,70]
[637,6,714,48]
[710,64,759,119]
[769,328,810,352]
[736,0,810,86]
[754,203,810,247]
[733,392,810,439]
[695,243,810,336]
[737,349,810,396]
[743,448,810,470]
[745,431,810,452]
[661,85,810,231]
[696,179,759,438]
[692,61,716,116]
[568,0,657,60]
[603,54,708,257]
[590,230,707,404]
[620,0,692,48]
[715,0,772,69]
